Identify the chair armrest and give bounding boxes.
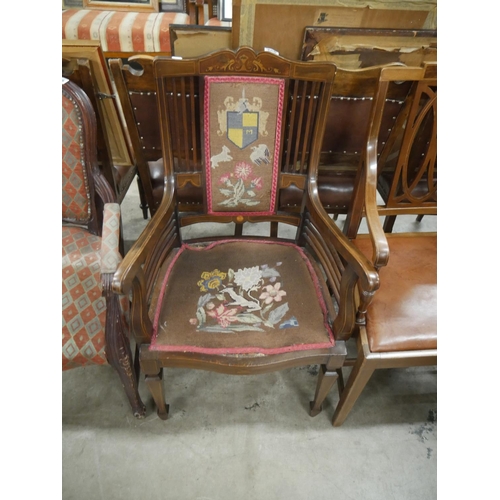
[100,203,122,274]
[112,182,176,297]
[363,133,390,270]
[306,181,380,340]
[307,180,379,294]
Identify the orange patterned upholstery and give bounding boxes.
[62,204,127,371]
[62,92,90,222]
[62,226,107,370]
[62,9,191,53]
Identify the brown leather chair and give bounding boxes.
[62,79,146,418]
[278,65,412,218]
[332,63,437,426]
[111,48,379,421]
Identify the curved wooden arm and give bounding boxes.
[112,185,175,297]
[307,180,379,294]
[363,80,390,269]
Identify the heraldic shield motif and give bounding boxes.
[204,76,285,215]
[227,110,259,149]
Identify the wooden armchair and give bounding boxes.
[62,79,146,418]
[332,63,437,426]
[111,47,379,421]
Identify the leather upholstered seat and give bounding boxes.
[332,63,437,426]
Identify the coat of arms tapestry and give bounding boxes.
[204,76,284,215]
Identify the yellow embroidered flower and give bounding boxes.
[197,269,227,292]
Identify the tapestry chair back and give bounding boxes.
[154,48,335,235]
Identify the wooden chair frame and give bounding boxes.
[332,63,437,426]
[111,48,380,421]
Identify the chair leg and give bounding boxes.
[331,348,375,427]
[136,175,149,220]
[103,282,146,418]
[416,214,424,222]
[145,368,169,420]
[383,215,396,233]
[309,364,339,417]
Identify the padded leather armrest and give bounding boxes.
[100,203,122,274]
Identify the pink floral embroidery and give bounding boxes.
[193,263,298,332]
[250,177,263,190]
[234,162,253,180]
[217,164,261,208]
[259,283,287,304]
[206,304,240,328]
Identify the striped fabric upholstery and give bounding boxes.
[62,9,191,53]
[62,226,108,370]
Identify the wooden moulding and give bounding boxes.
[62,40,133,167]
[82,0,160,13]
[232,0,437,60]
[302,27,437,69]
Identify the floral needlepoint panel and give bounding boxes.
[152,240,335,355]
[204,76,285,216]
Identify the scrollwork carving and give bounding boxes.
[201,49,289,76]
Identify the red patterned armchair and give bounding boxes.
[62,79,145,417]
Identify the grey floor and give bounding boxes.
[62,181,437,500]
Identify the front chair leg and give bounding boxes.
[144,367,169,420]
[103,283,146,418]
[309,364,338,417]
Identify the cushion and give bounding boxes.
[62,9,191,53]
[62,227,107,370]
[152,240,334,355]
[354,235,437,353]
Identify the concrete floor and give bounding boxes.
[62,181,437,500]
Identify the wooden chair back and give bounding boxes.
[344,62,437,257]
[109,55,165,217]
[153,47,336,232]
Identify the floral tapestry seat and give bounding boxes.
[151,240,334,355]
